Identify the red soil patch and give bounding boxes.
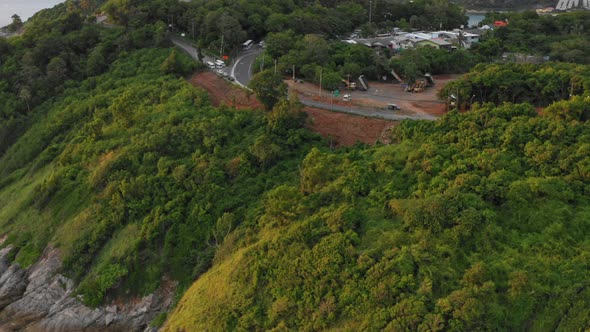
[304,107,396,147]
[189,71,397,146]
[189,71,262,110]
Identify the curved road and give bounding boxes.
[172,37,438,121]
[300,99,438,121]
[231,50,263,88]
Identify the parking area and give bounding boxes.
[287,74,459,117]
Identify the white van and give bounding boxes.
[215,60,225,68]
[206,61,215,69]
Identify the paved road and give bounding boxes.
[170,36,231,76]
[231,49,263,88]
[299,99,438,121]
[172,37,438,121]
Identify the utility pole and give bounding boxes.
[319,67,323,97]
[274,59,277,74]
[369,0,372,25]
[347,74,350,92]
[369,0,373,25]
[292,64,295,81]
[220,34,224,59]
[261,53,265,72]
[191,20,195,39]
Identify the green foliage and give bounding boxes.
[391,48,481,83]
[441,62,590,107]
[160,50,180,75]
[4,0,590,329]
[0,41,320,306]
[78,263,129,307]
[266,97,307,136]
[167,94,590,330]
[480,11,590,63]
[150,312,168,327]
[249,70,287,110]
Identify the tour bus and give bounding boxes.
[243,39,253,50]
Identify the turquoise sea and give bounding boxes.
[467,13,486,28]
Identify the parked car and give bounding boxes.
[343,94,351,101]
[206,61,215,69]
[386,103,400,110]
[215,60,225,68]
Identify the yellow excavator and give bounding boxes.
[341,79,357,90]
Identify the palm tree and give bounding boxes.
[457,29,467,49]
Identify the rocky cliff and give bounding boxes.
[0,243,173,331]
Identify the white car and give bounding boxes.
[386,103,400,110]
[343,94,351,101]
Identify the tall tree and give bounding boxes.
[249,70,287,110]
[8,14,23,32]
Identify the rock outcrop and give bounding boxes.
[0,245,173,331]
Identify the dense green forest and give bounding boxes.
[0,1,314,306]
[1,0,590,330]
[478,11,590,63]
[165,99,590,330]
[441,62,590,108]
[101,0,467,41]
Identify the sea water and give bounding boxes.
[0,0,63,27]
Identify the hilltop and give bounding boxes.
[0,0,589,330]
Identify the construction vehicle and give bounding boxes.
[413,80,427,92]
[390,69,403,83]
[405,79,427,93]
[424,73,435,87]
[341,79,357,90]
[358,75,369,91]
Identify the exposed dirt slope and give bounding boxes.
[189,72,397,147]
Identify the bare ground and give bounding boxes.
[288,74,459,117]
[189,71,408,146]
[189,72,262,109]
[304,107,397,147]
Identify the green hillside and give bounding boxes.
[164,98,590,330]
[0,3,319,308]
[1,0,590,330]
